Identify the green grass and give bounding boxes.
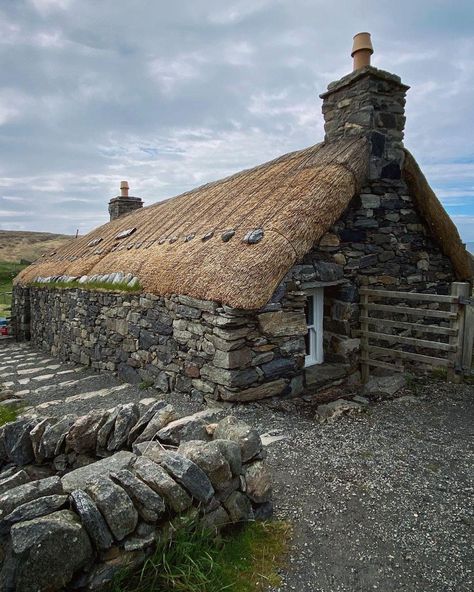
[0,261,27,315]
[111,519,290,592]
[0,405,18,426]
[30,280,141,293]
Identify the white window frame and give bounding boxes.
[305,287,324,367]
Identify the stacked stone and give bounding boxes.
[0,409,271,592]
[33,272,140,288]
[13,286,310,403]
[306,65,456,364]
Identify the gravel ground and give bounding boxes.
[1,339,473,591]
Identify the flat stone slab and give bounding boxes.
[61,451,136,492]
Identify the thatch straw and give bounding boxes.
[403,150,473,282]
[16,138,369,308]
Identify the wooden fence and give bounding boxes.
[359,282,473,384]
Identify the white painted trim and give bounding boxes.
[305,287,324,367]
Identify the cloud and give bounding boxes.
[0,0,472,243]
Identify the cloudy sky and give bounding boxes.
[0,0,473,242]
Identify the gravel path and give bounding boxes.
[1,338,473,591]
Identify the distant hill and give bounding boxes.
[0,230,75,263]
[466,242,474,254]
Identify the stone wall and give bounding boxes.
[0,403,271,591]
[12,284,308,403]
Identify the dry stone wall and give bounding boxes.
[12,285,308,402]
[0,402,271,591]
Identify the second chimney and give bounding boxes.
[108,181,143,221]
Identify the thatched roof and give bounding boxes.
[16,137,472,308]
[403,150,473,281]
[16,138,369,309]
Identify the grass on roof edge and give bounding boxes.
[111,518,291,592]
[29,280,142,293]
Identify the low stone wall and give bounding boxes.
[0,402,271,591]
[12,284,309,402]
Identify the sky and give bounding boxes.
[0,0,473,243]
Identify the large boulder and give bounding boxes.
[1,510,93,592]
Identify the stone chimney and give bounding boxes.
[320,33,410,181]
[108,181,143,221]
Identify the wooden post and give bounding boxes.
[360,290,369,383]
[447,282,470,383]
[461,291,474,376]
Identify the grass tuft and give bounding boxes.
[111,519,290,592]
[0,405,19,427]
[30,280,141,293]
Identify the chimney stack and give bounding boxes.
[120,181,129,197]
[351,32,373,71]
[320,33,409,181]
[108,181,143,221]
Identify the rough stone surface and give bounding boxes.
[213,416,262,463]
[133,456,192,512]
[70,489,114,551]
[178,440,233,490]
[142,449,215,504]
[242,461,272,503]
[134,404,177,444]
[86,475,138,541]
[110,469,166,523]
[0,469,29,495]
[4,510,93,592]
[0,494,68,534]
[61,451,135,492]
[0,476,63,519]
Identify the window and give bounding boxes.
[305,288,324,366]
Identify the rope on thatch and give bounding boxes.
[403,150,473,282]
[16,138,369,309]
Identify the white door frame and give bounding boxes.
[305,287,324,367]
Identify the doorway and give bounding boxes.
[304,287,324,366]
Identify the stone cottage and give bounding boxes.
[12,34,473,402]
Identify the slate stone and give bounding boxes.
[200,504,230,533]
[0,476,63,519]
[61,450,136,492]
[70,489,114,551]
[132,456,192,512]
[213,416,262,463]
[110,469,165,523]
[253,501,274,521]
[3,419,37,466]
[117,363,141,384]
[86,476,138,541]
[0,469,29,496]
[242,461,272,503]
[29,418,53,463]
[312,260,343,282]
[5,510,93,592]
[66,410,109,454]
[381,162,401,180]
[243,229,264,244]
[142,449,214,504]
[107,403,139,451]
[221,229,235,242]
[134,404,177,444]
[127,400,169,445]
[156,415,210,446]
[213,440,242,476]
[340,229,366,243]
[223,491,254,523]
[39,415,76,459]
[261,357,296,379]
[178,440,233,490]
[0,494,68,535]
[96,405,121,455]
[369,131,385,157]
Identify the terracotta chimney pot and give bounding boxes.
[120,181,129,198]
[351,32,373,71]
